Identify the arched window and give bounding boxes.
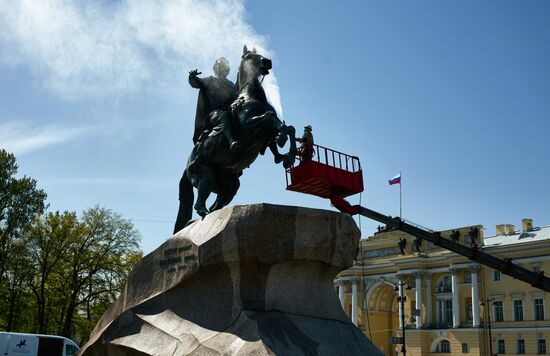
[436,340,451,353]
[436,275,452,293]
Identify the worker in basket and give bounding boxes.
[296,124,314,162]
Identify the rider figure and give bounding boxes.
[296,125,314,162]
[188,57,239,171]
[189,57,239,147]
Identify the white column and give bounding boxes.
[415,272,423,329]
[398,275,405,329]
[338,279,345,308]
[470,265,480,327]
[351,278,358,325]
[435,299,443,324]
[362,279,371,312]
[425,273,432,325]
[451,268,460,328]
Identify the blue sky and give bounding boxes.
[1,1,549,254]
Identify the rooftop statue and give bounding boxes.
[174,46,297,233]
[468,227,479,246]
[414,236,423,253]
[398,237,407,255]
[450,229,460,243]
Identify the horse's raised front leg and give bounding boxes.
[271,125,297,169]
[285,125,297,157]
[283,126,297,168]
[269,142,285,164]
[276,124,288,148]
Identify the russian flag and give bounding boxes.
[388,173,401,185]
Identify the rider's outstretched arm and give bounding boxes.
[188,69,204,89]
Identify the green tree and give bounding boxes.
[24,207,142,340]
[56,206,141,340]
[0,149,142,341]
[3,238,33,331]
[27,211,79,333]
[0,149,47,330]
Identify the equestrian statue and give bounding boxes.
[174,45,297,233]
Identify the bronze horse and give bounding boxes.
[174,46,297,233]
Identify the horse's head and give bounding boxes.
[239,45,272,82]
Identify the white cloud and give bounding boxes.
[0,0,283,116]
[0,122,93,155]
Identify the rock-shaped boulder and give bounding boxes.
[79,204,381,355]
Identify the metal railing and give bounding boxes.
[296,143,361,173]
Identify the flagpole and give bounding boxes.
[399,171,403,220]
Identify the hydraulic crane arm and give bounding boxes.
[330,195,550,293]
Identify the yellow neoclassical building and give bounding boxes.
[336,218,549,356]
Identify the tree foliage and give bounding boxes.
[0,150,143,344]
[0,148,47,331]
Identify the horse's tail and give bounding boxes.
[173,169,194,234]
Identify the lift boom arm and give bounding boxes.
[330,196,550,293]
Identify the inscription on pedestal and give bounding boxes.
[159,243,196,274]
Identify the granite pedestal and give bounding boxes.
[79,204,381,356]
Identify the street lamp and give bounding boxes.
[393,280,412,356]
[481,298,497,356]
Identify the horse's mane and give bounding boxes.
[236,67,242,92]
[236,60,246,92]
[236,58,260,93]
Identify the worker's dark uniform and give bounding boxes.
[297,131,314,162]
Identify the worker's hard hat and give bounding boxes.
[304,125,312,130]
